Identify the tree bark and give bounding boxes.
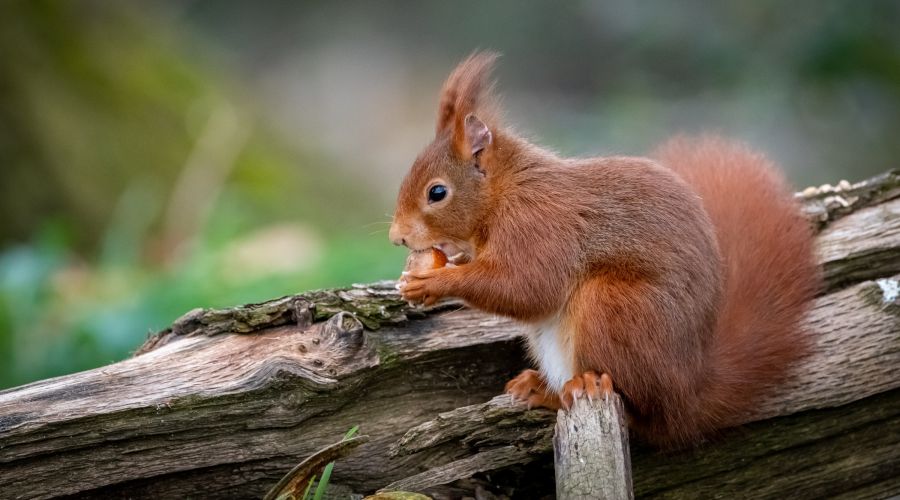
[0,170,898,499]
[553,392,632,500]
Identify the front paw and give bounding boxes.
[560,371,613,410]
[398,268,449,306]
[505,369,561,410]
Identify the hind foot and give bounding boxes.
[561,371,614,410]
[505,369,561,410]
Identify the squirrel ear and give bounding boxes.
[462,114,492,158]
[435,51,500,136]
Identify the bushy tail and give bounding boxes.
[655,135,821,437]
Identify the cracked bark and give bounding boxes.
[553,393,632,500]
[0,170,898,499]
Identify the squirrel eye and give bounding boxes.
[428,184,448,203]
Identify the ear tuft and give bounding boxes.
[464,114,492,157]
[435,51,500,137]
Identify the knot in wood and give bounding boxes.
[322,312,366,348]
[291,298,314,327]
[171,308,207,336]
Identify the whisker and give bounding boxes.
[360,220,394,228]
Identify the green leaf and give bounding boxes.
[312,463,333,500]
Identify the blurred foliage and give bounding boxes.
[0,1,404,389]
[0,1,383,249]
[1,0,898,389]
[184,0,900,186]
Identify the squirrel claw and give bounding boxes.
[561,371,611,410]
[599,372,614,399]
[505,369,561,410]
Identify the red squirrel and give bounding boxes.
[390,52,820,448]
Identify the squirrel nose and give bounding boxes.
[389,223,407,247]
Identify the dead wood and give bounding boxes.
[553,392,632,500]
[0,170,898,499]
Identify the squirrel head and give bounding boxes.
[390,51,500,260]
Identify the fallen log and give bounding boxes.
[0,170,898,499]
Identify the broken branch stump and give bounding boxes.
[554,392,633,500]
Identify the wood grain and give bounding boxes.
[554,393,632,500]
[0,170,898,499]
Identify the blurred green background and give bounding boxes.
[1,0,898,389]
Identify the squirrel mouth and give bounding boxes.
[433,244,470,265]
[408,245,468,265]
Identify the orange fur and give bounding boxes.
[505,369,562,410]
[391,53,820,448]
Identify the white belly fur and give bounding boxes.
[525,314,574,393]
